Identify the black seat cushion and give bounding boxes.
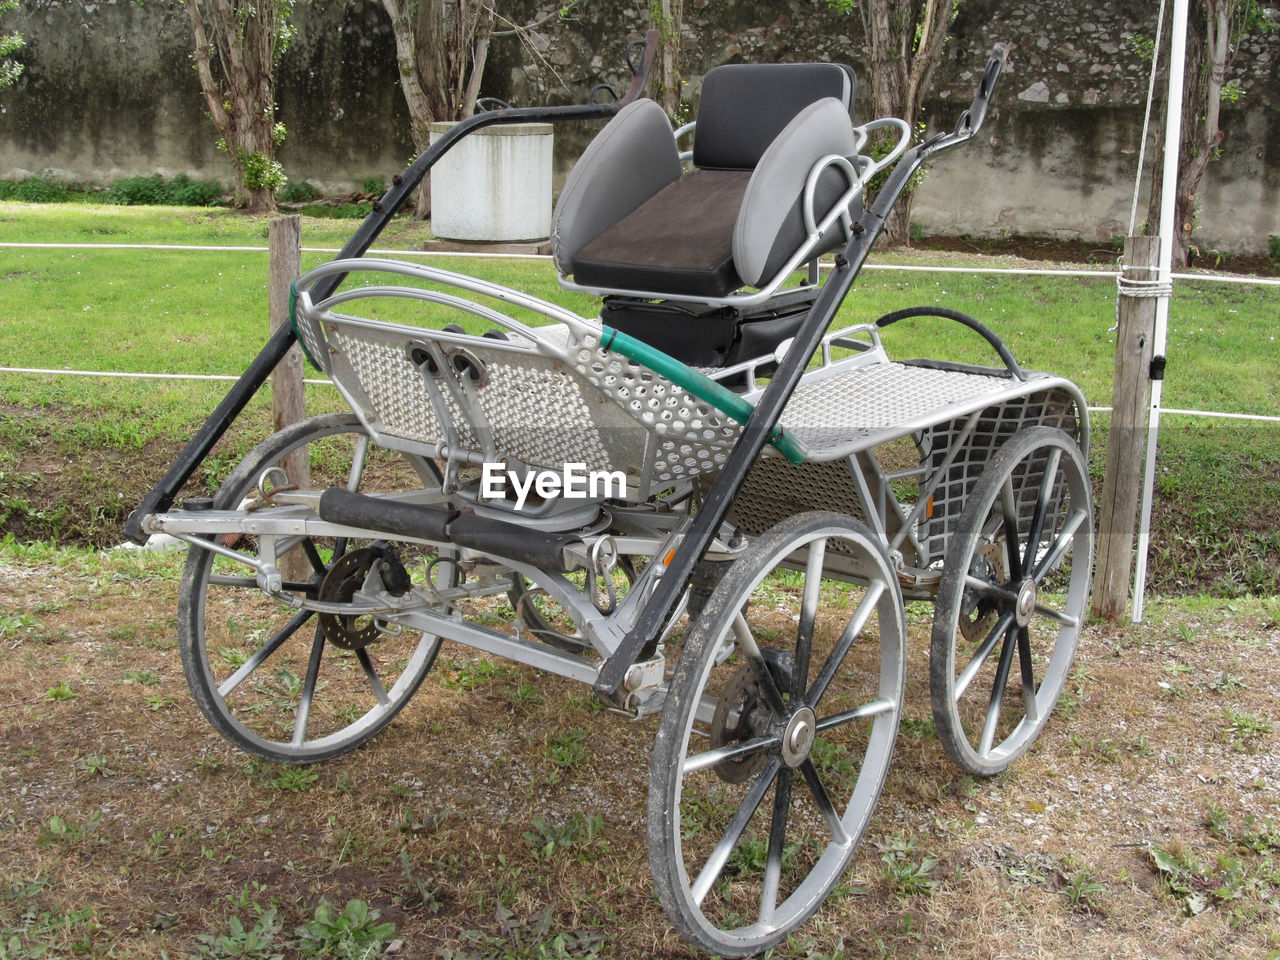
[572,170,752,298]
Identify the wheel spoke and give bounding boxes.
[799,759,850,847]
[998,478,1025,582]
[758,769,795,928]
[302,538,328,576]
[954,609,1017,700]
[1034,601,1079,627]
[1032,507,1088,582]
[682,733,782,775]
[730,612,790,718]
[815,695,898,732]
[1022,447,1061,574]
[806,581,885,706]
[347,433,371,490]
[290,625,327,746]
[217,608,315,699]
[962,572,1018,603]
[690,757,782,907]
[979,622,1019,755]
[793,539,827,697]
[1015,625,1039,723]
[356,647,390,706]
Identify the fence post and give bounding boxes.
[268,215,309,578]
[1091,236,1159,620]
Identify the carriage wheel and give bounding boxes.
[649,512,905,956]
[179,413,453,763]
[930,426,1093,776]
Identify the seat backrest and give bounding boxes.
[693,62,857,171]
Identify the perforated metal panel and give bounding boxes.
[565,328,743,494]
[725,457,869,554]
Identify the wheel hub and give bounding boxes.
[1014,577,1037,627]
[781,706,817,769]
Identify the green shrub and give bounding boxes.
[105,174,167,205]
[1269,235,1279,261]
[278,179,319,203]
[104,173,223,207]
[360,175,386,195]
[166,174,222,206]
[0,171,76,202]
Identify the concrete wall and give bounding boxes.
[1,0,1277,253]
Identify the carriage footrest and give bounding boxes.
[317,487,583,574]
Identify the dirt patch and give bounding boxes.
[1,551,1277,959]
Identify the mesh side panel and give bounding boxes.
[726,456,868,555]
[566,329,742,489]
[294,311,327,376]
[920,388,1081,564]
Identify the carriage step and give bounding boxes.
[317,487,583,574]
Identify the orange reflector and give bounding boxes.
[663,548,676,565]
[926,496,934,519]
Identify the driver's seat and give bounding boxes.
[552,62,861,304]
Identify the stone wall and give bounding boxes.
[1,0,1277,252]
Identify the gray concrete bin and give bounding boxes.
[428,122,554,242]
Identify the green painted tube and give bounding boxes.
[599,326,806,464]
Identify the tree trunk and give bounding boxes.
[862,0,952,247]
[186,0,284,214]
[654,0,684,117]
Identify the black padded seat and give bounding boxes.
[573,170,751,298]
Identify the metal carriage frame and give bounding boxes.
[130,35,1096,957]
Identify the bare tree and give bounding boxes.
[185,0,295,214]
[380,0,574,215]
[829,0,957,246]
[1145,0,1271,266]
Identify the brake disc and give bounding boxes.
[317,547,385,651]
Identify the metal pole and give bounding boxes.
[1132,0,1188,623]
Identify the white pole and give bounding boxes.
[1132,0,1189,623]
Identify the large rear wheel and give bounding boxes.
[179,414,452,763]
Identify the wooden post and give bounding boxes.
[268,215,309,581]
[1091,236,1159,620]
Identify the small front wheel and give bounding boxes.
[648,512,905,956]
[930,426,1094,776]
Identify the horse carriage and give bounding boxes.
[130,35,1092,955]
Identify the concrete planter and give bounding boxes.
[428,122,554,242]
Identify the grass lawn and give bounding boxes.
[0,202,1277,594]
